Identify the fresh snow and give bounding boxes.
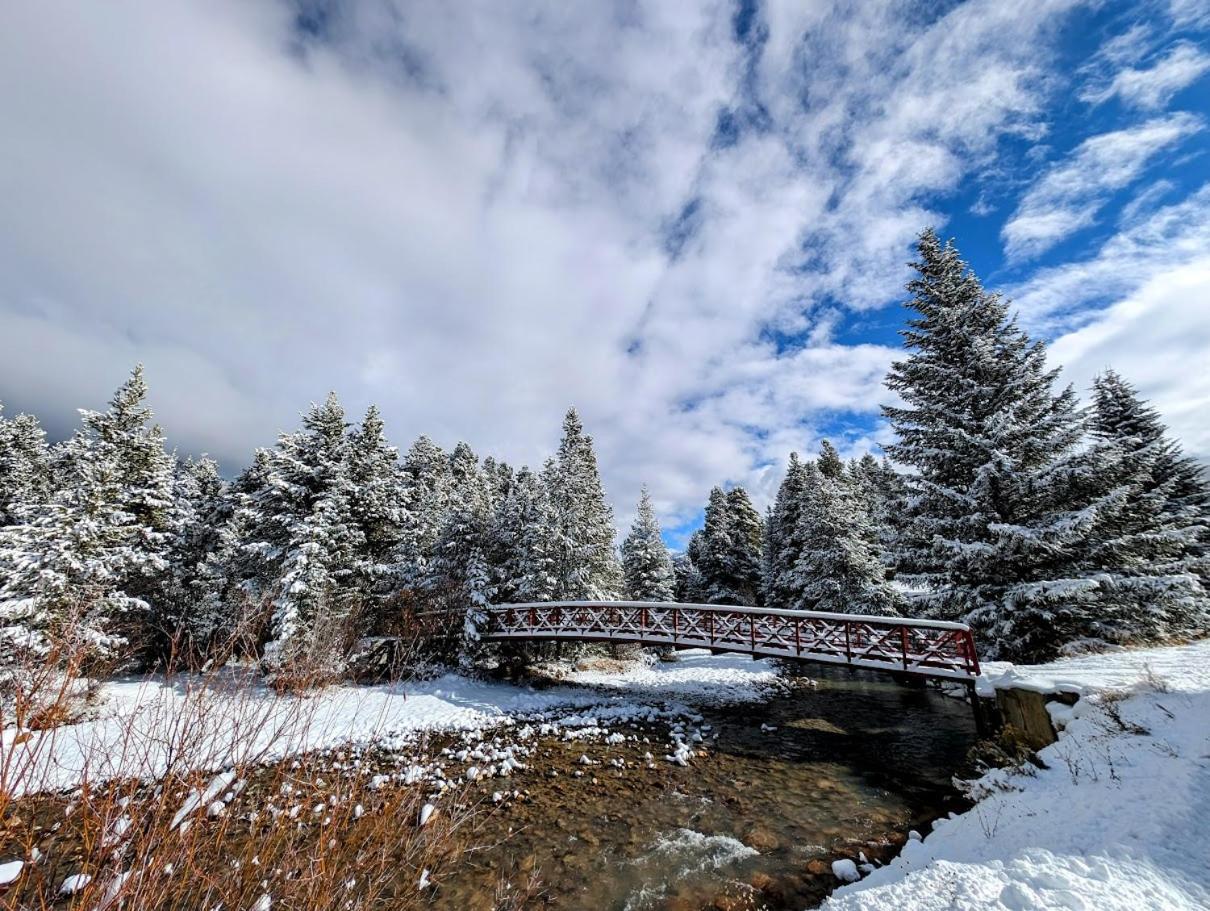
[0,860,23,886]
[824,639,1210,911]
[5,650,779,795]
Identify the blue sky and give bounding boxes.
[1,1,1208,549]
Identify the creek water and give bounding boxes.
[434,662,978,911]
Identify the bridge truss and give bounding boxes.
[483,601,980,684]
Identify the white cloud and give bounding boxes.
[1008,183,1210,334]
[0,0,1146,533]
[1001,113,1202,260]
[1081,42,1210,109]
[1051,257,1210,461]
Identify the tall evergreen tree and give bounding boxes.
[695,486,739,603]
[790,446,899,616]
[0,366,177,667]
[674,538,705,603]
[1085,370,1208,637]
[725,487,764,606]
[0,404,52,527]
[154,455,226,662]
[428,442,495,646]
[347,406,407,615]
[257,394,365,677]
[492,465,558,603]
[763,453,809,609]
[396,435,450,588]
[883,230,1125,660]
[546,408,621,600]
[621,486,676,601]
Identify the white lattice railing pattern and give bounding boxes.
[483,601,980,681]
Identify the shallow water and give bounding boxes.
[434,662,978,910]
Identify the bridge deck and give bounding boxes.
[484,601,980,682]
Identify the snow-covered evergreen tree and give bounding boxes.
[154,455,226,662]
[428,442,494,648]
[883,230,1124,660]
[1085,370,1209,638]
[621,486,676,601]
[790,443,899,615]
[189,451,272,661]
[396,435,450,588]
[674,542,704,603]
[763,453,809,609]
[726,486,764,605]
[257,394,366,678]
[694,486,739,603]
[492,465,558,603]
[0,366,177,667]
[0,403,52,527]
[546,408,621,600]
[347,406,407,619]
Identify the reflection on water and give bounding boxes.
[435,663,977,911]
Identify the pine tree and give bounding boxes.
[258,393,365,678]
[546,408,621,600]
[492,465,558,603]
[694,486,740,603]
[0,404,52,527]
[190,451,273,662]
[0,366,177,667]
[763,453,809,609]
[428,442,494,648]
[621,486,676,601]
[790,446,899,616]
[1085,370,1209,638]
[347,406,407,618]
[883,230,1123,660]
[726,487,764,605]
[154,455,226,662]
[674,539,705,603]
[396,435,450,588]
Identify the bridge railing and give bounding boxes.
[484,601,980,681]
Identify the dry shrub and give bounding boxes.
[0,623,511,911]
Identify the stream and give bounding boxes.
[434,661,978,910]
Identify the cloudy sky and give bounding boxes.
[1,1,1208,545]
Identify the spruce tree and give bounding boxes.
[725,487,764,605]
[347,406,407,617]
[621,486,676,601]
[0,404,52,527]
[763,453,809,609]
[492,465,558,603]
[155,455,226,662]
[883,231,1122,660]
[695,486,740,603]
[396,435,450,588]
[258,393,365,678]
[546,408,621,600]
[428,442,495,647]
[0,366,177,668]
[790,445,899,615]
[674,540,705,603]
[1086,370,1209,638]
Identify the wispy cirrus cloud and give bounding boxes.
[1081,41,1210,109]
[1001,113,1202,260]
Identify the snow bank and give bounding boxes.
[824,639,1210,911]
[2,652,773,795]
[567,649,780,703]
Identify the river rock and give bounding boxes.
[744,825,781,852]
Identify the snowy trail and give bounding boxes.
[3,651,777,795]
[824,639,1210,911]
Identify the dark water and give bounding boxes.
[436,665,978,910]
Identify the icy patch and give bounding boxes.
[569,650,780,704]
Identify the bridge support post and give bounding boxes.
[967,681,992,737]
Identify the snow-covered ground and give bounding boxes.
[825,639,1210,911]
[3,650,778,795]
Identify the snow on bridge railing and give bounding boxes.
[483,601,980,682]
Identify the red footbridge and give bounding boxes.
[483,601,980,685]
